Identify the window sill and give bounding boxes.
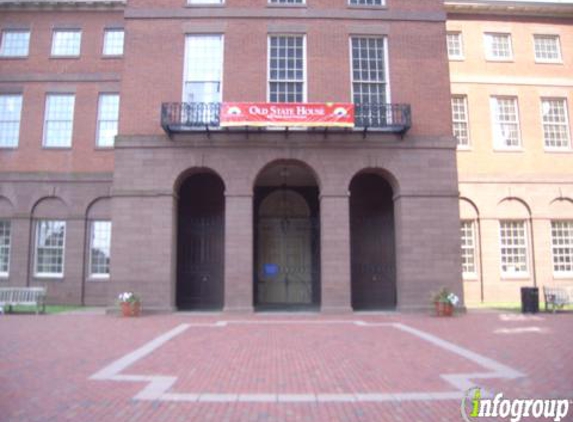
[485,58,514,63]
[266,3,307,8]
[95,146,114,151]
[553,273,573,280]
[87,275,110,282]
[185,2,225,8]
[501,274,530,281]
[535,59,563,65]
[457,145,472,151]
[0,56,28,60]
[448,57,465,62]
[544,147,572,154]
[347,5,387,10]
[34,274,64,280]
[42,146,72,150]
[463,275,479,281]
[0,274,9,280]
[102,54,123,59]
[0,146,19,150]
[493,147,523,153]
[50,55,81,60]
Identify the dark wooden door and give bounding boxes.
[177,174,224,310]
[350,174,396,309]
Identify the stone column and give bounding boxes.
[320,194,352,313]
[224,193,254,313]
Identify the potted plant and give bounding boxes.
[117,292,141,317]
[432,287,459,317]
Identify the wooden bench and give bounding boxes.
[543,286,573,313]
[0,287,46,314]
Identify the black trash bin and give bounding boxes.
[521,287,539,314]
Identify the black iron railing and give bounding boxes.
[161,102,411,136]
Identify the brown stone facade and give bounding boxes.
[0,0,463,311]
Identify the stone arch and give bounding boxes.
[253,159,321,192]
[348,167,400,198]
[548,197,573,219]
[459,197,480,220]
[0,196,15,218]
[31,196,70,219]
[496,197,531,219]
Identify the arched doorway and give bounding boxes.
[177,172,225,310]
[350,172,397,310]
[254,161,320,309]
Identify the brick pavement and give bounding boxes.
[1,311,572,422]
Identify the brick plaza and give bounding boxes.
[1,311,572,422]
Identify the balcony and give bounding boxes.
[161,102,411,137]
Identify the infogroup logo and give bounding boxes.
[461,387,571,422]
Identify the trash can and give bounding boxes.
[521,287,539,314]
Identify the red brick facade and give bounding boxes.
[0,0,462,312]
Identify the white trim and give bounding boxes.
[266,34,307,103]
[34,220,66,278]
[182,34,225,104]
[42,93,75,148]
[499,220,530,278]
[446,31,464,61]
[490,96,521,150]
[452,95,470,148]
[88,220,112,279]
[0,219,10,277]
[483,32,513,62]
[550,220,573,276]
[540,97,571,151]
[533,34,562,64]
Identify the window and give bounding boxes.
[541,98,570,150]
[0,94,22,148]
[551,221,573,276]
[35,220,66,277]
[269,0,304,3]
[491,96,520,149]
[184,35,223,104]
[187,0,223,4]
[351,37,388,127]
[484,33,512,61]
[499,221,528,276]
[0,220,10,277]
[447,32,464,60]
[43,94,75,147]
[103,29,124,56]
[0,30,30,57]
[51,30,81,57]
[268,35,305,102]
[90,221,111,278]
[452,95,470,147]
[461,221,477,277]
[349,0,384,5]
[534,35,561,63]
[96,94,120,147]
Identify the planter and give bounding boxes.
[435,301,454,317]
[120,301,141,317]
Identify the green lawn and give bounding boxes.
[467,302,573,312]
[2,305,84,315]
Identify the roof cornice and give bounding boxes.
[0,0,125,11]
[445,0,573,18]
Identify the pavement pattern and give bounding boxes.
[1,311,572,421]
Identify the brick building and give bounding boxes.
[0,0,462,313]
[446,0,573,304]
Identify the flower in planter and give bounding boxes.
[432,287,459,306]
[117,292,140,304]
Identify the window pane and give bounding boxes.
[349,0,383,5]
[96,94,120,147]
[269,0,304,3]
[485,33,512,60]
[103,29,124,56]
[461,221,476,276]
[499,221,528,275]
[534,35,561,62]
[0,95,23,148]
[90,221,112,277]
[0,220,11,275]
[551,221,573,274]
[0,30,30,57]
[452,96,470,147]
[447,32,463,59]
[51,30,81,56]
[491,97,520,148]
[44,94,75,147]
[541,98,570,149]
[35,220,66,276]
[268,35,305,103]
[184,35,223,103]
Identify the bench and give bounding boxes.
[0,287,46,314]
[543,286,573,313]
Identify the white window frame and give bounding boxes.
[102,28,124,56]
[89,220,112,280]
[43,94,75,148]
[187,0,224,4]
[0,29,30,57]
[267,34,307,103]
[34,220,66,278]
[551,220,573,278]
[452,95,470,149]
[447,32,464,61]
[348,0,385,6]
[0,94,23,148]
[484,32,513,61]
[533,34,562,64]
[541,98,571,151]
[182,34,224,104]
[461,220,478,279]
[0,220,11,277]
[51,29,82,57]
[499,220,529,278]
[490,96,521,150]
[96,93,120,148]
[268,0,305,4]
[349,36,391,129]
